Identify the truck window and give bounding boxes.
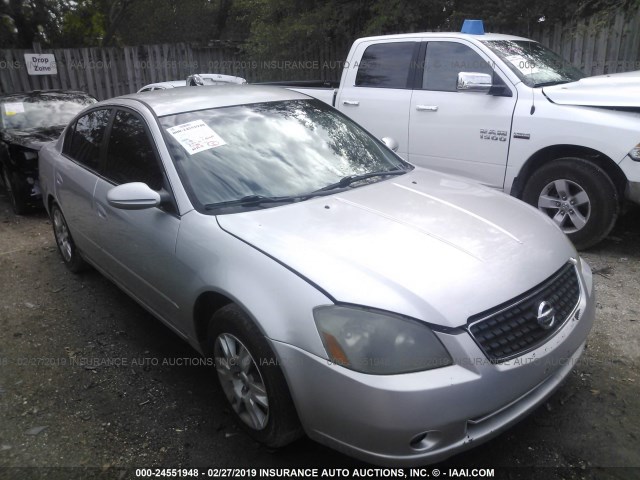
[482,40,585,87]
[356,43,416,89]
[423,42,494,91]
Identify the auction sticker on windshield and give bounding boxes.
[3,102,25,116]
[166,120,227,155]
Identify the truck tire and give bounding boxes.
[207,304,302,448]
[522,157,618,250]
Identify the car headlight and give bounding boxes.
[628,144,640,161]
[313,305,452,375]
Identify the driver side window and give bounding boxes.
[423,42,494,92]
[103,110,164,191]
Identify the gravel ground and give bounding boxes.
[0,193,639,480]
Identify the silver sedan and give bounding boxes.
[38,85,595,466]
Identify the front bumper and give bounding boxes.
[271,261,595,466]
[620,154,640,204]
[626,180,640,204]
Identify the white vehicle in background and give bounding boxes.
[287,20,640,250]
[138,80,186,92]
[138,73,246,92]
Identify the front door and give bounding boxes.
[409,40,517,188]
[92,108,182,323]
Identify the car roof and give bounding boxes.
[117,85,309,117]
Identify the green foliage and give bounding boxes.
[57,2,107,47]
[1,0,638,50]
[0,0,70,48]
[234,0,640,63]
[116,0,223,45]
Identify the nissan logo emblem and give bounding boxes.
[537,301,556,330]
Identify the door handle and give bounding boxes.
[342,100,360,106]
[416,105,438,111]
[55,173,63,185]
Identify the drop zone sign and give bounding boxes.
[24,54,57,75]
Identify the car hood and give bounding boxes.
[2,126,65,150]
[543,71,640,107]
[217,169,576,328]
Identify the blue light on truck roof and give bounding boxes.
[461,19,485,35]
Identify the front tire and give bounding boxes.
[522,157,618,250]
[207,304,302,448]
[51,204,86,273]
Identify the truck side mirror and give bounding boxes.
[457,72,492,93]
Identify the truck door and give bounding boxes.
[409,40,517,188]
[336,40,420,159]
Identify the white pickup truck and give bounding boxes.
[289,21,640,249]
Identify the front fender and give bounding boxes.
[174,210,331,359]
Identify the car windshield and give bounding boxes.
[483,40,585,87]
[0,93,95,130]
[159,99,409,211]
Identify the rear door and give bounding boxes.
[409,40,517,188]
[56,108,111,262]
[335,40,420,158]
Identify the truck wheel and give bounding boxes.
[522,157,618,250]
[207,304,302,448]
[51,204,86,272]
[2,166,27,215]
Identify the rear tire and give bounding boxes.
[206,304,302,448]
[522,157,618,250]
[51,203,86,273]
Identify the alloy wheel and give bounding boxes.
[537,179,591,233]
[52,208,73,262]
[214,333,269,430]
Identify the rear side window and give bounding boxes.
[104,110,164,190]
[423,42,494,91]
[64,109,110,170]
[355,42,416,89]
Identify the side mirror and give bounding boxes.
[107,182,161,210]
[382,137,399,152]
[457,72,492,93]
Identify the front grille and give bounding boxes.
[468,263,580,363]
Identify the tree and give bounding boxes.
[0,0,69,48]
[114,0,239,46]
[101,0,135,46]
[234,0,640,63]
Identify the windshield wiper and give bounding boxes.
[314,169,408,193]
[204,194,297,210]
[204,168,409,211]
